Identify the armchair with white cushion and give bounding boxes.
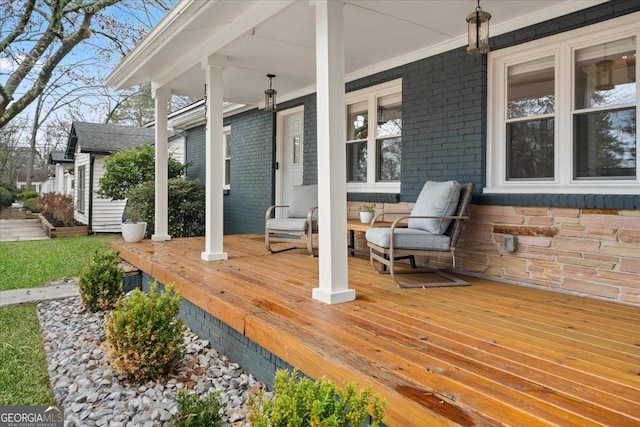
[366,180,474,288]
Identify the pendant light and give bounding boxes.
[466,0,491,55]
[264,74,277,112]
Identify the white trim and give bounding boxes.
[486,13,640,195]
[275,105,305,207]
[345,79,402,193]
[223,125,231,190]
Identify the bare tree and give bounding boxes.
[0,0,175,129]
[0,118,30,185]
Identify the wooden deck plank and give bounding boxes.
[112,235,640,427]
[215,260,639,426]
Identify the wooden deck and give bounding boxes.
[112,235,640,427]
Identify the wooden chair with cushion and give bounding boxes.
[365,181,474,288]
[265,184,318,256]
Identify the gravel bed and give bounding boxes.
[37,293,266,426]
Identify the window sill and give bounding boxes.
[346,182,400,194]
[484,182,640,195]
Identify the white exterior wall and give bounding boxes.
[73,152,90,226]
[91,156,126,233]
[169,137,185,165]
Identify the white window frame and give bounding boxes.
[223,125,231,190]
[346,78,402,193]
[486,13,640,195]
[77,165,85,213]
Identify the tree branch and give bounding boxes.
[0,0,36,53]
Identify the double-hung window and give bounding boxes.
[346,79,402,193]
[487,15,638,194]
[77,166,85,213]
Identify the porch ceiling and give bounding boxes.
[107,0,606,106]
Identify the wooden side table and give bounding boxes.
[346,219,396,256]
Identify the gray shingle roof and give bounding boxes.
[48,150,73,164]
[65,122,156,158]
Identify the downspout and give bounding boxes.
[88,154,95,234]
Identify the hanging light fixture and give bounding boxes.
[264,74,277,112]
[466,0,491,55]
[595,59,614,90]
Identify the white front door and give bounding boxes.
[276,107,304,215]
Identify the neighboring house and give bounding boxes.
[45,150,74,196]
[64,121,183,233]
[108,1,640,306]
[15,168,49,195]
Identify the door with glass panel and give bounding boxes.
[276,108,304,217]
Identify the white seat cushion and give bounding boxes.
[365,227,451,250]
[288,185,318,218]
[408,180,460,234]
[266,218,308,232]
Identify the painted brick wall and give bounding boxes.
[141,274,294,388]
[224,109,275,234]
[184,112,274,235]
[185,126,206,184]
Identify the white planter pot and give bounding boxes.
[359,211,374,224]
[121,222,147,243]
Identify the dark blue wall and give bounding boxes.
[185,0,640,235]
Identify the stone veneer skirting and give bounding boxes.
[348,202,640,306]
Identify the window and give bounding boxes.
[223,126,231,190]
[77,166,85,213]
[488,15,638,194]
[346,79,402,193]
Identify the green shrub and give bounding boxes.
[105,282,185,381]
[0,187,14,208]
[22,197,41,213]
[249,369,386,427]
[98,144,185,201]
[171,390,223,427]
[19,190,38,201]
[40,193,75,226]
[127,177,205,238]
[78,250,123,312]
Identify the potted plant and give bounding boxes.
[121,202,147,243]
[359,204,375,224]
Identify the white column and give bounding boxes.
[152,85,171,241]
[55,164,64,194]
[312,0,355,304]
[201,54,228,261]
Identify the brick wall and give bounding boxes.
[141,274,294,388]
[224,109,275,234]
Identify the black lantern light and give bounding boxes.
[264,74,277,112]
[466,0,491,55]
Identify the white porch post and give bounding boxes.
[152,85,171,241]
[312,0,355,304]
[55,164,64,194]
[201,54,228,261]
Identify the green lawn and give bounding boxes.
[0,234,117,291]
[0,304,55,405]
[0,234,118,405]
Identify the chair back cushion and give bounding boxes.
[287,185,318,218]
[408,181,460,234]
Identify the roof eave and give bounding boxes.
[106,0,216,89]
